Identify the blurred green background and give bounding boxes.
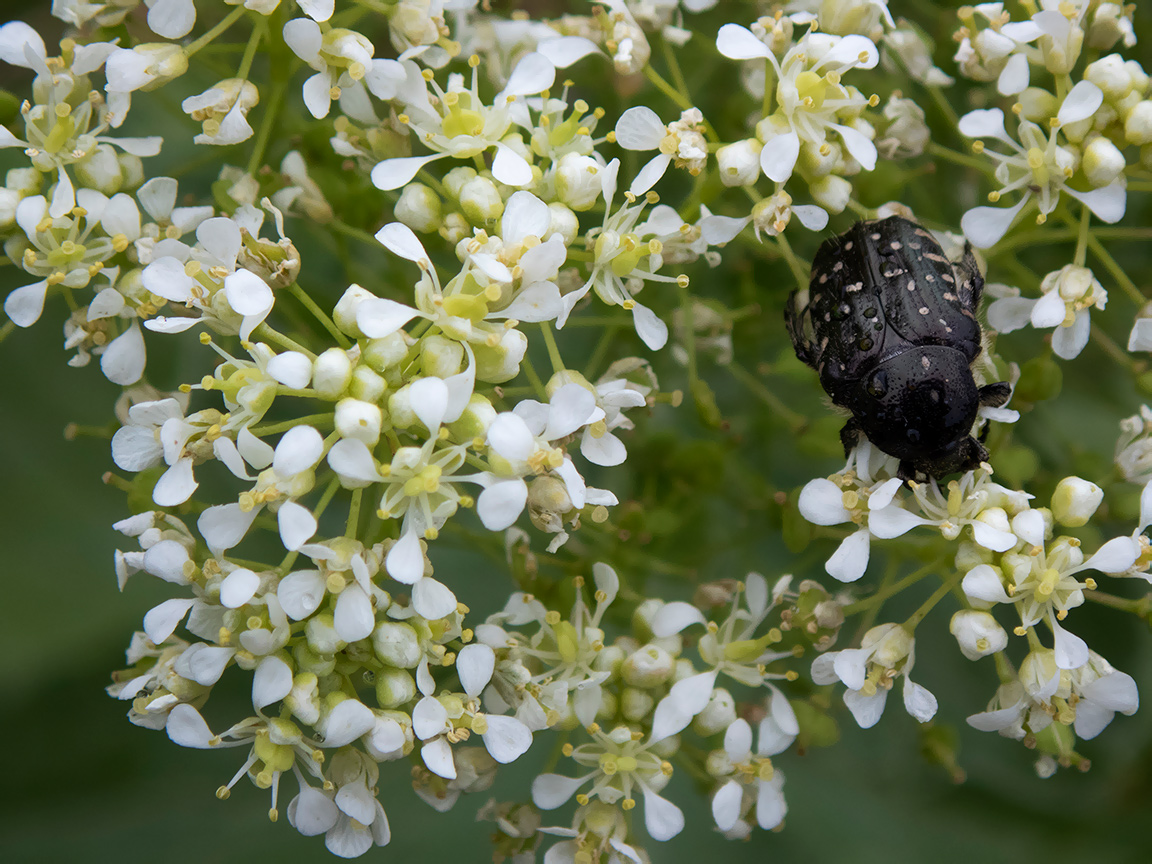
[5,1,1152,862]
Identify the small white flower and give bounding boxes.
[987,265,1106,360]
[711,718,787,833]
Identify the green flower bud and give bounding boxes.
[420,334,464,379]
[73,143,124,194]
[473,327,527,383]
[717,139,763,186]
[809,174,852,214]
[293,642,337,677]
[349,365,387,403]
[692,688,737,736]
[546,202,579,244]
[460,176,504,225]
[621,643,674,687]
[1051,476,1103,527]
[335,397,383,445]
[620,687,655,722]
[363,332,410,375]
[333,284,376,338]
[1018,87,1059,123]
[372,621,422,668]
[375,667,417,708]
[1125,100,1152,145]
[555,152,603,211]
[447,392,496,440]
[396,182,441,233]
[1082,135,1126,186]
[306,613,346,655]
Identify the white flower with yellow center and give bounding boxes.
[987,264,1107,359]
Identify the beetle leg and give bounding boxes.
[897,459,919,484]
[784,290,817,368]
[839,416,863,458]
[953,242,984,311]
[978,381,1012,407]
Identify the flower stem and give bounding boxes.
[346,488,363,538]
[236,15,265,81]
[246,75,287,175]
[0,320,13,345]
[186,6,248,58]
[290,282,352,349]
[727,360,806,432]
[1074,203,1091,267]
[250,413,335,436]
[253,322,316,358]
[904,571,963,631]
[538,322,564,375]
[927,142,992,174]
[842,561,937,616]
[774,231,808,289]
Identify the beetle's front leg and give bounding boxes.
[839,416,863,458]
[978,382,1011,407]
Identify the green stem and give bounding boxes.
[1073,203,1090,267]
[1091,323,1138,371]
[774,231,808,289]
[0,320,14,345]
[252,322,316,358]
[643,64,691,111]
[236,15,265,80]
[1086,590,1151,615]
[927,142,992,174]
[842,561,937,616]
[290,282,352,349]
[904,571,963,631]
[250,413,335,436]
[330,219,383,249]
[1086,233,1146,306]
[521,356,548,400]
[346,488,363,538]
[538,322,564,375]
[186,6,248,58]
[927,85,960,129]
[246,75,288,175]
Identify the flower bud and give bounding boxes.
[861,623,912,669]
[527,476,573,533]
[546,202,579,245]
[1020,648,1069,700]
[692,688,737,736]
[447,393,496,440]
[293,642,336,677]
[877,96,929,160]
[420,334,464,379]
[443,166,477,199]
[620,687,655,722]
[349,365,387,403]
[621,643,675,687]
[1082,135,1125,187]
[285,672,321,726]
[333,284,376,338]
[809,174,852,214]
[363,332,409,375]
[1017,87,1059,123]
[118,152,144,190]
[335,398,383,446]
[1085,54,1132,100]
[372,621,422,668]
[439,211,470,245]
[1051,476,1103,527]
[182,79,259,146]
[8,167,42,196]
[949,610,1008,660]
[0,188,19,229]
[1125,101,1152,145]
[395,182,442,233]
[1087,4,1136,51]
[460,176,504,225]
[474,327,527,383]
[306,613,346,655]
[555,153,603,211]
[387,384,418,429]
[375,667,417,708]
[73,143,124,194]
[312,347,353,399]
[716,139,762,187]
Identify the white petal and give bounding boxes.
[641,786,684,842]
[997,53,1029,96]
[147,0,196,39]
[334,584,376,642]
[144,597,195,643]
[1051,310,1091,360]
[166,704,215,748]
[273,425,324,478]
[301,71,332,118]
[1011,509,1045,547]
[503,52,555,97]
[253,655,293,709]
[322,699,376,747]
[536,36,601,68]
[970,520,1018,552]
[278,501,317,551]
[902,679,938,722]
[756,775,787,830]
[651,601,706,637]
[101,321,147,386]
[471,253,513,284]
[477,478,527,531]
[987,296,1037,333]
[327,439,382,485]
[1051,618,1089,670]
[370,154,443,191]
[457,643,495,697]
[198,502,259,553]
[334,780,375,825]
[49,167,75,218]
[265,351,313,391]
[220,567,260,608]
[1030,290,1067,328]
[833,124,877,171]
[962,196,1030,248]
[1128,319,1152,352]
[699,215,750,245]
[832,647,871,691]
[1083,671,1139,714]
[487,413,535,461]
[375,222,429,264]
[716,23,770,59]
[276,569,325,620]
[1083,536,1140,573]
[483,715,533,763]
[224,269,273,317]
[724,718,753,760]
[631,303,668,350]
[962,564,1013,604]
[412,577,457,620]
[3,278,49,327]
[492,144,533,187]
[869,505,931,538]
[410,376,449,431]
[298,0,334,21]
[497,282,563,322]
[0,22,45,69]
[175,643,235,685]
[798,478,851,525]
[1058,81,1103,126]
[502,191,551,245]
[711,780,743,831]
[153,458,198,507]
[825,528,871,583]
[615,106,666,151]
[385,529,424,585]
[421,737,457,779]
[143,539,192,584]
[1073,700,1115,740]
[532,773,590,810]
[288,787,339,837]
[593,562,619,606]
[821,34,879,70]
[1064,181,1126,224]
[959,109,1013,143]
[648,670,717,744]
[793,205,829,231]
[628,153,672,196]
[843,686,888,728]
[759,131,800,183]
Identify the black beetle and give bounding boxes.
[785,215,1010,481]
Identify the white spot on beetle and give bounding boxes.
[833,261,844,272]
[844,240,853,250]
[918,306,929,315]
[846,282,864,292]
[906,280,916,291]
[925,253,948,263]
[943,292,957,301]
[890,241,902,250]
[871,232,881,240]
[819,273,828,284]
[925,274,935,282]
[921,355,930,369]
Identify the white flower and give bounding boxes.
[811,623,937,728]
[614,106,708,196]
[987,265,1106,359]
[182,79,260,146]
[145,0,197,39]
[716,23,880,185]
[949,609,1008,660]
[798,470,905,583]
[370,52,555,190]
[711,718,787,833]
[958,88,1125,249]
